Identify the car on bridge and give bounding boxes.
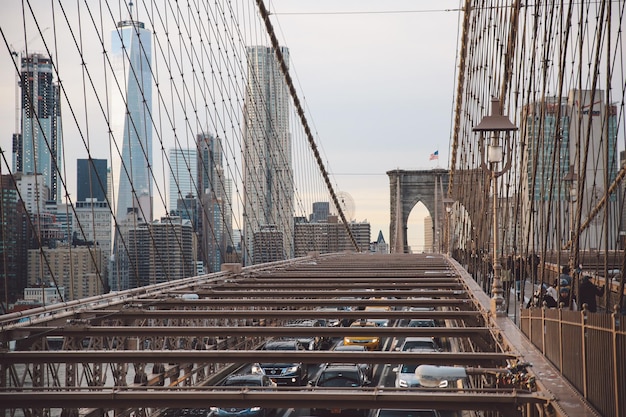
[285,319,331,350]
[332,342,373,379]
[397,337,441,352]
[309,363,371,417]
[393,363,448,388]
[253,340,308,386]
[343,320,380,351]
[210,373,277,417]
[315,306,354,328]
[407,318,436,328]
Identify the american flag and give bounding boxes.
[429,150,439,160]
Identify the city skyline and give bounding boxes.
[0,2,466,252]
[1,1,623,258]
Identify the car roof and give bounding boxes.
[350,320,377,327]
[404,336,435,342]
[264,340,301,349]
[323,363,361,370]
[408,319,435,325]
[409,306,435,311]
[364,306,391,311]
[285,320,321,327]
[223,373,266,384]
[334,345,367,351]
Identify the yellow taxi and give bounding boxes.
[365,298,392,312]
[343,320,380,351]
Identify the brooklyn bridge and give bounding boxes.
[0,1,624,417]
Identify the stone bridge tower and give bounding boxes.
[388,169,449,253]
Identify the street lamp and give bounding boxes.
[442,198,455,256]
[563,166,578,272]
[415,365,468,387]
[473,98,518,317]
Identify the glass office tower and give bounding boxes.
[16,53,63,203]
[110,12,153,224]
[109,8,153,290]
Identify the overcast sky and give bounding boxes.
[0,0,462,252]
[268,0,462,250]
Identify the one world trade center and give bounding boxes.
[109,2,153,290]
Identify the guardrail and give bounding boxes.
[520,307,626,417]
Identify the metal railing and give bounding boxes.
[520,307,626,417]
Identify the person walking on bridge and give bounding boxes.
[559,266,573,288]
[557,286,577,310]
[578,275,604,313]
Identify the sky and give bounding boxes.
[267,0,462,250]
[0,0,463,252]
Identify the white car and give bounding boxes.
[393,363,448,388]
[397,336,441,352]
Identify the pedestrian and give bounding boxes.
[526,283,557,309]
[527,252,540,283]
[501,256,513,299]
[578,275,604,313]
[546,280,558,304]
[514,257,524,301]
[557,286,577,310]
[559,266,573,288]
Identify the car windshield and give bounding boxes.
[400,364,418,373]
[408,320,435,327]
[335,346,365,351]
[264,344,296,350]
[317,371,361,387]
[403,341,436,350]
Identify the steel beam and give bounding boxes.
[7,325,491,339]
[138,298,476,308]
[185,290,468,298]
[79,309,483,320]
[0,389,552,410]
[0,350,515,365]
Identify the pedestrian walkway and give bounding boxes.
[455,261,601,417]
[503,279,538,323]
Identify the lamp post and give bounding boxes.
[473,98,518,317]
[442,198,455,256]
[563,166,578,272]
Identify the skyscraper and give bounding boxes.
[243,46,293,265]
[0,175,27,307]
[110,6,153,224]
[197,133,230,272]
[169,147,199,235]
[311,202,330,223]
[169,147,197,212]
[521,90,619,251]
[14,53,63,203]
[77,159,108,202]
[109,4,153,291]
[127,216,195,287]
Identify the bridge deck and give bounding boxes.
[0,253,600,417]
